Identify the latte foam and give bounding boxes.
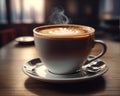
[33,24,95,38]
[40,27,86,36]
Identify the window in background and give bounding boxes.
[11,0,45,23]
[99,0,120,20]
[0,0,7,23]
[99,0,120,41]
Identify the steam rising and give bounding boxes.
[49,8,70,24]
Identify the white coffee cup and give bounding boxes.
[33,24,107,74]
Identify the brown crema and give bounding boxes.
[33,24,94,39]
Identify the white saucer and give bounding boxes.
[22,58,108,83]
[15,36,34,44]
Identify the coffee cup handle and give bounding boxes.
[86,40,107,64]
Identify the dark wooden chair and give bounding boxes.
[0,28,16,47]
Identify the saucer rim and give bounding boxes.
[22,58,109,83]
[15,36,34,43]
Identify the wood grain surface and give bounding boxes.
[0,39,120,96]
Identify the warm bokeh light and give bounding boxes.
[23,0,45,23]
[11,0,45,23]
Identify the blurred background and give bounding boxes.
[0,0,120,47]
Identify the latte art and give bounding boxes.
[33,25,95,39]
[48,28,83,35]
[39,27,87,36]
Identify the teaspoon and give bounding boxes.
[82,61,106,73]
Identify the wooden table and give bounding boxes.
[0,39,120,96]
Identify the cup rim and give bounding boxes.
[33,24,95,37]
